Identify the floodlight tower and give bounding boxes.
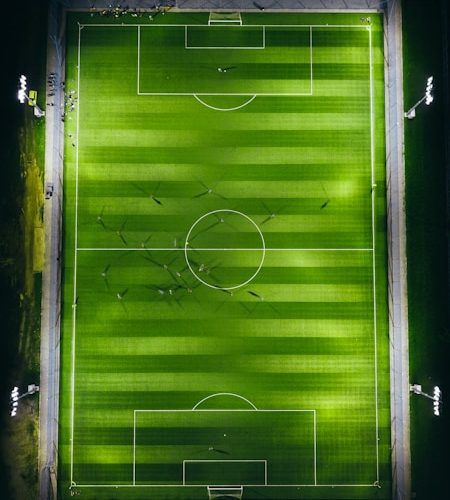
[17,74,45,117]
[9,384,40,417]
[410,384,443,416]
[404,76,434,119]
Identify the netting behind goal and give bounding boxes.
[208,12,242,25]
[207,486,244,500]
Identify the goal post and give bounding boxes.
[208,12,242,26]
[207,485,244,500]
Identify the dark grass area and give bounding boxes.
[0,1,48,499]
[403,0,450,498]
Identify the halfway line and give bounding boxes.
[76,247,374,252]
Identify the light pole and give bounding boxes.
[404,76,434,119]
[9,384,40,417]
[410,384,442,416]
[17,74,45,117]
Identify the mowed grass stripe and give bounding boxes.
[82,112,371,131]
[79,145,370,164]
[77,163,373,182]
[75,370,375,396]
[77,265,373,285]
[77,335,373,358]
[81,129,370,148]
[78,179,371,197]
[77,318,374,338]
[83,95,374,117]
[75,299,374,319]
[76,353,373,376]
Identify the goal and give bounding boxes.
[207,486,244,500]
[208,12,242,25]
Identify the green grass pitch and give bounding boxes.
[59,11,391,500]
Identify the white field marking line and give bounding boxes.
[184,209,266,291]
[74,483,380,488]
[76,247,374,252]
[184,25,265,49]
[137,25,140,95]
[135,410,315,412]
[208,22,243,26]
[81,24,371,28]
[192,392,258,410]
[133,409,316,487]
[71,23,381,489]
[313,410,317,485]
[133,410,136,486]
[368,25,380,483]
[141,92,313,96]
[193,94,257,111]
[182,460,267,486]
[310,26,313,95]
[69,22,82,487]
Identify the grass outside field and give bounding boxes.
[402,0,450,498]
[0,2,48,498]
[59,11,390,500]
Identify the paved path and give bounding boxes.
[39,1,65,499]
[384,2,411,499]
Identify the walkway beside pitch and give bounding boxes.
[39,1,66,499]
[384,1,411,499]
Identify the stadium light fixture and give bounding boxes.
[404,76,434,119]
[18,75,27,103]
[9,384,40,417]
[10,387,19,417]
[433,386,442,416]
[410,383,442,416]
[17,74,45,117]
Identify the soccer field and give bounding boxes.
[60,11,391,500]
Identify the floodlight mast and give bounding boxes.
[17,74,45,117]
[410,384,442,416]
[404,76,434,119]
[9,384,40,417]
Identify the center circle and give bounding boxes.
[184,209,266,291]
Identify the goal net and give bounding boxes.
[207,486,244,500]
[208,12,242,25]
